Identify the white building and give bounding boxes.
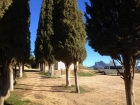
[54,61,74,70]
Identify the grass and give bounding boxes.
[78,71,96,77]
[66,85,89,94]
[38,71,61,78]
[65,85,75,89]
[21,72,27,78]
[39,71,50,77]
[79,86,90,93]
[4,92,32,105]
[4,72,33,105]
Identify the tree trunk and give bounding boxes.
[14,65,16,80]
[44,63,46,73]
[39,63,42,71]
[42,63,44,72]
[0,66,10,105]
[124,66,135,105]
[40,63,42,71]
[51,64,54,77]
[124,77,135,105]
[19,63,22,77]
[43,63,45,73]
[13,65,17,86]
[22,63,24,74]
[49,64,54,77]
[38,63,40,69]
[0,97,4,105]
[46,63,49,71]
[44,63,49,73]
[66,64,71,87]
[42,63,44,71]
[74,61,80,93]
[123,56,136,105]
[9,65,14,91]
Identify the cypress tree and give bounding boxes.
[85,0,140,104]
[35,0,55,75]
[72,10,87,93]
[43,0,55,75]
[0,0,30,104]
[15,0,31,77]
[34,35,43,63]
[34,0,46,69]
[53,0,87,88]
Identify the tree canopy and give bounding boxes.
[85,0,140,59]
[85,0,140,104]
[0,0,30,62]
[34,0,45,62]
[53,0,87,90]
[0,0,30,104]
[53,0,86,64]
[35,0,55,64]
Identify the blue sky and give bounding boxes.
[29,0,111,67]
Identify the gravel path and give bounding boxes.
[15,69,140,105]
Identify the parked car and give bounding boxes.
[98,66,123,75]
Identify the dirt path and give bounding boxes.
[14,70,140,105]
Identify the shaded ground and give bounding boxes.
[14,69,140,105]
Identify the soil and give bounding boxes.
[14,69,140,105]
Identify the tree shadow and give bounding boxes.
[39,76,50,79]
[14,87,32,90]
[36,85,63,87]
[24,69,40,72]
[4,102,12,105]
[14,84,67,92]
[17,84,34,86]
[32,85,66,92]
[32,89,66,92]
[106,74,119,76]
[50,85,68,93]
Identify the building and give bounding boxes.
[54,61,74,70]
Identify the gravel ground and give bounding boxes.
[14,69,140,105]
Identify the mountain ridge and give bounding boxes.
[89,61,107,69]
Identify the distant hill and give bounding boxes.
[89,61,107,69]
[89,61,140,70]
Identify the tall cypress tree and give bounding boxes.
[53,0,87,88]
[0,0,30,104]
[15,0,31,77]
[72,10,87,93]
[34,0,46,64]
[85,0,140,104]
[43,0,55,75]
[35,0,55,74]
